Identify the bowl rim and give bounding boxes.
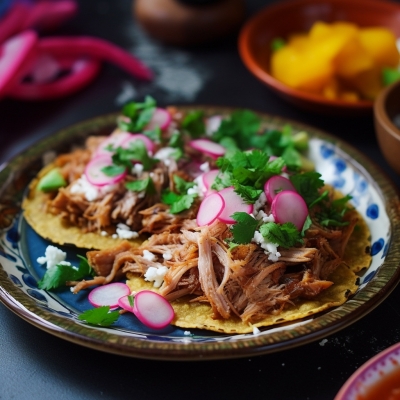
[238,0,400,110]
[334,341,400,399]
[374,80,400,141]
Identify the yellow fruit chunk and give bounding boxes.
[359,27,400,67]
[269,20,400,101]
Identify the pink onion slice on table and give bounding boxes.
[88,282,130,309]
[132,290,175,329]
[217,187,253,224]
[264,175,297,203]
[0,30,38,98]
[271,190,308,230]
[189,139,226,159]
[196,192,225,226]
[85,154,126,186]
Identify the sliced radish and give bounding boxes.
[217,187,253,224]
[85,154,127,186]
[202,169,219,190]
[196,192,225,226]
[189,139,226,159]
[118,294,135,313]
[264,175,297,204]
[271,191,308,231]
[132,290,174,329]
[145,108,172,131]
[88,282,130,309]
[121,133,156,155]
[95,131,131,156]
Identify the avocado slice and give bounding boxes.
[37,168,67,192]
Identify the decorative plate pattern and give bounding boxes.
[0,108,399,361]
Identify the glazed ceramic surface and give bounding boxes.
[238,0,400,115]
[0,107,399,360]
[335,342,400,399]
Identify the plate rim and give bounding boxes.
[1,106,400,361]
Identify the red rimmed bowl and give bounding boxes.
[335,342,400,399]
[238,0,400,115]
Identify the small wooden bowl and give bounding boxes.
[238,0,400,115]
[374,79,400,174]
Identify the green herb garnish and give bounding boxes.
[78,306,120,327]
[125,177,156,194]
[38,256,94,290]
[118,96,157,132]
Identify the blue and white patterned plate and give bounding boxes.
[0,107,399,361]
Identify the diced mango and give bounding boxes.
[359,28,399,67]
[270,20,400,101]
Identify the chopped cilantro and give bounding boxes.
[118,96,156,132]
[125,177,156,194]
[316,195,353,227]
[259,222,302,248]
[271,37,286,51]
[290,171,325,207]
[231,212,259,244]
[78,306,120,327]
[161,175,197,214]
[182,110,205,137]
[143,127,162,143]
[38,255,94,290]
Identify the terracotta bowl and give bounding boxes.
[238,0,400,115]
[334,342,400,399]
[374,79,400,174]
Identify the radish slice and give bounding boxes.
[189,139,226,159]
[88,282,130,309]
[217,187,254,224]
[121,133,156,155]
[196,192,225,226]
[145,108,172,131]
[85,154,127,186]
[264,175,297,204]
[0,30,38,97]
[132,290,174,329]
[118,294,135,313]
[271,191,308,231]
[202,169,219,190]
[95,131,131,156]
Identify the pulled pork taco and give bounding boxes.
[24,97,371,334]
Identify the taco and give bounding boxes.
[23,98,371,333]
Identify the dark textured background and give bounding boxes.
[1,1,400,399]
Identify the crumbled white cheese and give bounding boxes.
[199,161,210,172]
[163,251,173,261]
[101,231,108,236]
[253,230,281,262]
[70,174,117,202]
[37,245,70,269]
[184,331,192,336]
[143,250,157,262]
[144,266,169,288]
[253,326,261,335]
[253,192,267,215]
[132,163,144,177]
[115,224,139,239]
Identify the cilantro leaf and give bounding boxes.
[259,222,302,248]
[182,110,205,137]
[38,256,94,290]
[118,96,157,132]
[290,171,325,207]
[231,212,260,244]
[111,140,158,171]
[125,177,156,194]
[173,175,195,193]
[78,306,120,327]
[161,190,196,214]
[316,194,353,227]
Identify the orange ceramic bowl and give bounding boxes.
[238,0,400,115]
